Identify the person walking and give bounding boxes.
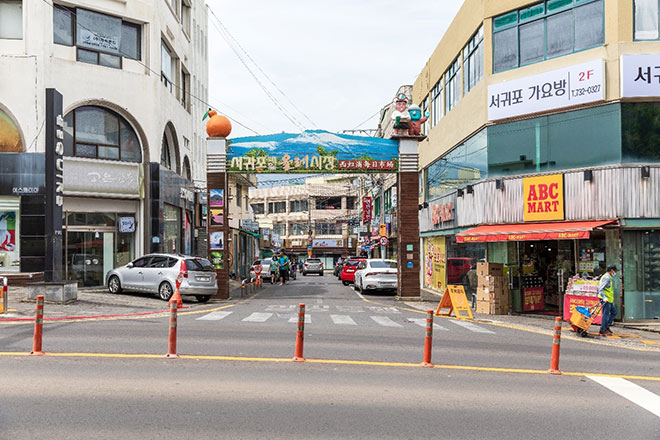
[598,265,618,336]
[277,251,290,285]
[269,257,279,284]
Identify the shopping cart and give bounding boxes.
[569,303,602,337]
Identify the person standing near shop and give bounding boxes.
[598,265,618,336]
[277,251,290,286]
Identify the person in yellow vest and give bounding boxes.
[598,265,618,336]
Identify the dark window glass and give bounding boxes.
[75,144,96,157]
[120,121,141,162]
[132,257,151,267]
[186,258,214,272]
[574,1,604,50]
[21,216,45,236]
[75,107,119,145]
[251,203,265,215]
[370,261,397,269]
[519,20,544,65]
[20,236,45,257]
[622,102,660,162]
[53,5,74,46]
[63,112,74,156]
[120,22,141,60]
[167,257,178,268]
[546,10,574,58]
[77,48,98,65]
[149,256,169,268]
[493,27,518,73]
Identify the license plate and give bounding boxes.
[382,282,396,287]
[198,277,210,282]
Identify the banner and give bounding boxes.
[226,130,399,174]
[424,236,446,292]
[621,54,660,98]
[362,196,372,224]
[523,173,564,222]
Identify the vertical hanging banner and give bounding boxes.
[362,196,373,224]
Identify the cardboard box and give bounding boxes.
[478,275,506,290]
[489,303,508,315]
[476,285,509,302]
[476,262,503,278]
[476,300,491,314]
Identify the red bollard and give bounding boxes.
[166,301,179,359]
[548,317,562,375]
[421,310,434,367]
[293,303,306,362]
[1,276,7,314]
[30,295,45,356]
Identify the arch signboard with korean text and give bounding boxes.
[226,130,399,174]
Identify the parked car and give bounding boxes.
[447,257,476,284]
[353,259,398,294]
[303,258,324,276]
[340,258,365,285]
[106,254,217,302]
[333,257,346,277]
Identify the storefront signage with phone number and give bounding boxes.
[488,59,605,121]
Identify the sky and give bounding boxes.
[205,0,464,139]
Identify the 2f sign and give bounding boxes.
[579,70,594,81]
[523,174,564,222]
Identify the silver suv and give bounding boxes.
[106,254,218,302]
[302,258,324,276]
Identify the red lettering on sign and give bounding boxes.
[538,184,548,200]
[528,185,538,201]
[549,182,559,199]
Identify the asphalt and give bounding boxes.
[2,278,660,351]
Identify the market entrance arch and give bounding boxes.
[205,127,423,300]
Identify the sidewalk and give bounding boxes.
[0,278,246,320]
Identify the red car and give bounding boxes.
[340,258,365,285]
[447,257,476,284]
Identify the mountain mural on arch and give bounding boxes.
[226,130,399,174]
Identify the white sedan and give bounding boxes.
[353,259,398,294]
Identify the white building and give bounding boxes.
[0,0,208,287]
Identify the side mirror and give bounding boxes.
[127,262,134,269]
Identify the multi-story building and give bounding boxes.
[227,174,258,279]
[0,0,208,286]
[415,0,660,320]
[249,176,359,269]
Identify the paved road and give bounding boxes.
[1,275,658,439]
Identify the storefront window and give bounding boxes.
[623,230,660,320]
[163,204,180,254]
[0,197,20,271]
[0,108,23,152]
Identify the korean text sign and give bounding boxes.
[523,174,564,222]
[621,54,660,97]
[488,59,605,121]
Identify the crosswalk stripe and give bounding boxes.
[449,320,495,334]
[330,315,357,325]
[371,316,403,328]
[588,376,660,418]
[407,318,449,331]
[242,312,273,323]
[196,311,233,321]
[288,315,312,324]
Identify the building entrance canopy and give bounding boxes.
[226,130,399,174]
[456,220,615,243]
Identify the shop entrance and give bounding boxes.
[65,228,114,287]
[516,239,575,314]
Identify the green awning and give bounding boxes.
[623,219,660,229]
[420,227,469,238]
[241,230,262,238]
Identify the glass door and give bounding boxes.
[66,229,114,287]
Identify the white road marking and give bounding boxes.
[588,376,660,418]
[288,315,312,324]
[371,316,403,328]
[449,320,495,334]
[366,306,401,314]
[330,315,357,325]
[196,311,233,321]
[242,312,273,323]
[336,306,365,313]
[404,302,435,312]
[265,305,296,312]
[407,318,449,331]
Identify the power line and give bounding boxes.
[38,0,261,135]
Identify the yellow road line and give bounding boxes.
[0,351,659,382]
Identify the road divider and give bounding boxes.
[548,317,562,375]
[421,310,434,367]
[30,295,44,356]
[166,301,179,359]
[293,303,305,362]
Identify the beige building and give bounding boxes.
[414,0,660,321]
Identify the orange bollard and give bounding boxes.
[548,317,562,375]
[30,295,45,356]
[1,276,7,314]
[421,310,435,367]
[293,303,306,362]
[166,301,179,359]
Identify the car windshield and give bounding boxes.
[185,258,214,272]
[346,260,361,267]
[370,261,397,269]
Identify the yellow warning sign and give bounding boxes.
[434,285,473,320]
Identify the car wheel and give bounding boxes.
[108,275,122,294]
[196,295,211,303]
[342,280,349,286]
[353,281,359,291]
[320,272,324,276]
[158,282,174,301]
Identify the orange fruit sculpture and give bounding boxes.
[205,109,232,138]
